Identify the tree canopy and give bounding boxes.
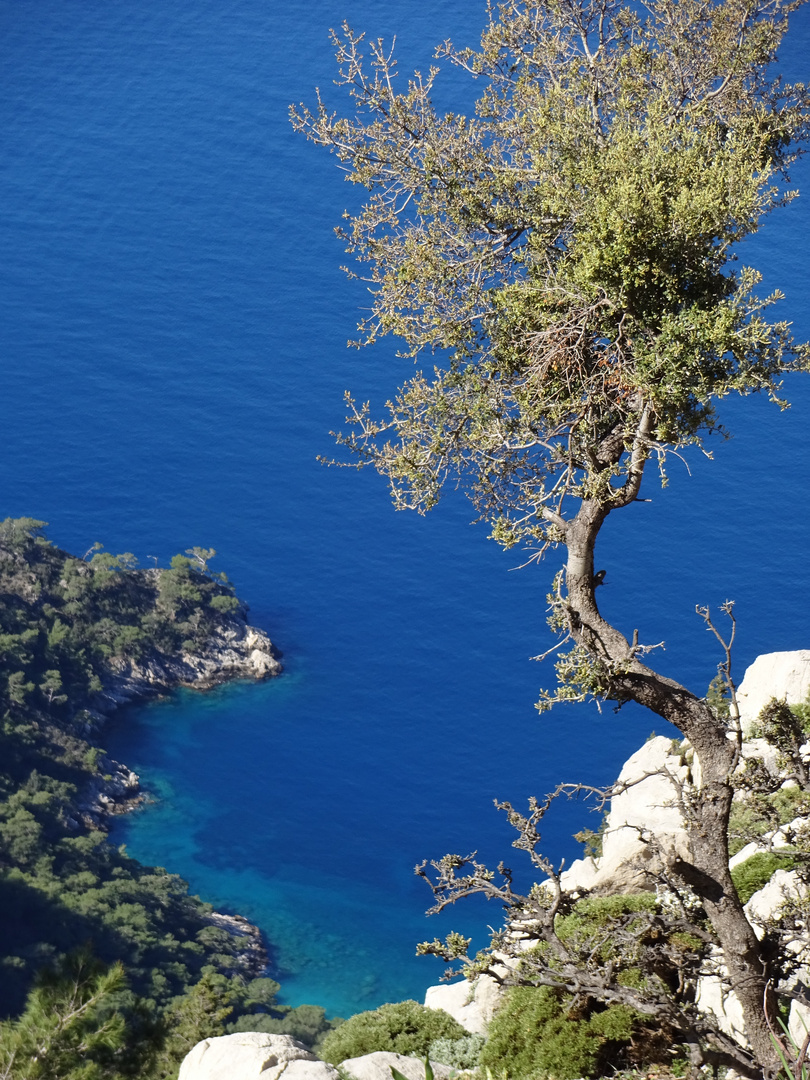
[292,0,808,550]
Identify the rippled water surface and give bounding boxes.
[0,0,808,1017]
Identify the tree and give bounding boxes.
[151,971,238,1076]
[292,1,810,1074]
[0,950,129,1080]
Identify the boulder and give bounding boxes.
[424,974,501,1034]
[789,998,810,1050]
[559,855,599,894]
[745,869,804,933]
[587,736,692,892]
[737,651,810,733]
[695,955,748,1048]
[178,1033,339,1080]
[340,1052,453,1080]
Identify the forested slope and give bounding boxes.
[0,517,335,1078]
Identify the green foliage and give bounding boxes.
[0,518,48,551]
[792,696,810,736]
[293,0,809,551]
[319,1001,468,1065]
[152,970,239,1074]
[222,977,341,1052]
[209,594,240,614]
[459,890,698,1078]
[728,786,810,856]
[555,893,657,955]
[756,698,810,781]
[480,985,639,1080]
[706,674,731,720]
[228,1003,340,1053]
[0,950,130,1080]
[731,851,798,904]
[574,815,607,859]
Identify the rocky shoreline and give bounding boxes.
[71,608,282,979]
[76,610,282,826]
[206,911,270,979]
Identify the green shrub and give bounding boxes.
[731,850,798,904]
[319,1000,467,1065]
[228,1004,341,1051]
[480,986,638,1080]
[428,1033,485,1069]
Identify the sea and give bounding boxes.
[0,0,808,1021]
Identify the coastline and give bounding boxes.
[73,604,283,979]
[76,607,282,825]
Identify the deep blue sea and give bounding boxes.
[0,0,808,1020]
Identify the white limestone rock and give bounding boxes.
[340,1052,454,1080]
[739,736,781,778]
[695,959,748,1048]
[745,869,804,933]
[588,736,692,892]
[729,842,761,871]
[424,974,502,1034]
[789,998,810,1050]
[729,817,804,871]
[559,856,599,894]
[737,651,810,733]
[178,1033,339,1080]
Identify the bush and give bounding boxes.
[428,1033,485,1069]
[319,1000,467,1065]
[731,850,797,904]
[228,1004,341,1052]
[480,986,638,1080]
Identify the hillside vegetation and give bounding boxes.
[0,518,336,1078]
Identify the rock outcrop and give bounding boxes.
[424,975,501,1034]
[99,615,281,710]
[177,1038,458,1080]
[78,612,281,824]
[560,735,692,895]
[178,1034,339,1080]
[737,650,810,732]
[203,911,269,978]
[76,756,142,827]
[423,650,810,1052]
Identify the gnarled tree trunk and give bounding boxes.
[562,490,778,1075]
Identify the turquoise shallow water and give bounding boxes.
[0,0,808,1019]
